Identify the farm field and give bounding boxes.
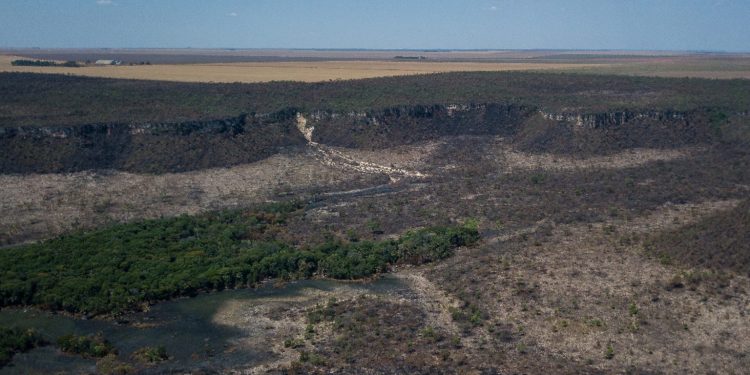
[0,55,602,83]
[570,57,750,79]
[3,50,750,83]
[0,47,697,63]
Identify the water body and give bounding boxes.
[0,276,410,374]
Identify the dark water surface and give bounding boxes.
[0,276,409,374]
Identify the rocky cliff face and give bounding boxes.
[306,103,536,148]
[306,104,720,155]
[517,108,719,155]
[539,109,689,129]
[0,104,725,174]
[0,112,307,174]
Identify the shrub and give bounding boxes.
[57,333,116,358]
[605,344,615,359]
[131,345,168,363]
[628,302,639,316]
[299,351,326,365]
[284,338,305,349]
[96,354,135,375]
[530,173,546,185]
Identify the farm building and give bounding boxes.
[94,60,122,65]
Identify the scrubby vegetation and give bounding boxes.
[3,71,749,175]
[1,71,749,127]
[646,199,750,275]
[0,327,46,367]
[56,333,117,358]
[293,296,458,372]
[131,345,168,363]
[96,354,135,375]
[0,201,478,315]
[2,68,749,373]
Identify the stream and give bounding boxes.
[0,276,410,374]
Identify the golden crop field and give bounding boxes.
[0,55,603,83]
[3,54,750,83]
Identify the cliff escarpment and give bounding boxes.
[0,111,307,174]
[0,104,736,174]
[306,103,535,148]
[513,108,725,155]
[305,104,728,154]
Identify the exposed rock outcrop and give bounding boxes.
[307,103,535,148]
[515,108,718,155]
[0,104,729,174]
[0,112,307,174]
[539,109,688,128]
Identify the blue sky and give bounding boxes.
[1,0,749,51]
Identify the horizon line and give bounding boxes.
[1,47,750,54]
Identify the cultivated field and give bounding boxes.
[571,57,750,80]
[3,49,750,83]
[0,55,601,83]
[0,48,696,64]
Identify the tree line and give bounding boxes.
[0,201,479,316]
[11,59,80,67]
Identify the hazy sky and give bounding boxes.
[1,0,749,51]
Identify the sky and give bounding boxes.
[1,0,749,52]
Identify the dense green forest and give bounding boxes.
[0,201,479,316]
[1,71,749,127]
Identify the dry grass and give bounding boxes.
[0,55,602,83]
[0,134,449,246]
[0,150,383,246]
[0,137,711,247]
[566,58,750,79]
[4,54,750,82]
[495,142,702,172]
[429,199,750,374]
